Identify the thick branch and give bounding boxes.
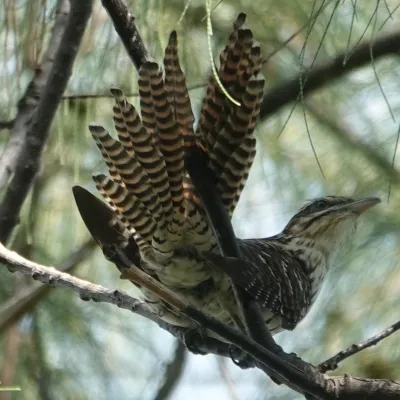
[259,30,400,120]
[0,0,93,243]
[101,0,150,69]
[324,375,400,400]
[0,241,328,398]
[0,1,71,191]
[0,242,142,312]
[0,241,184,338]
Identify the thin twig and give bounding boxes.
[61,82,207,101]
[319,320,400,373]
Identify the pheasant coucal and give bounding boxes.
[74,14,380,335]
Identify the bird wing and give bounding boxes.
[205,239,312,330]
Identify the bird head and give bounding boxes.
[282,196,381,264]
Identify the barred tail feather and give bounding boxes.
[89,125,165,226]
[90,15,262,271]
[110,88,174,224]
[163,31,196,149]
[92,174,155,251]
[138,67,158,140]
[193,17,264,218]
[141,61,184,219]
[217,75,265,215]
[196,14,252,154]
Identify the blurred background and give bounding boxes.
[0,0,399,399]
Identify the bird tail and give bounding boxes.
[90,13,264,270]
[187,13,265,216]
[90,32,215,270]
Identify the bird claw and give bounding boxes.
[183,328,208,355]
[229,346,255,369]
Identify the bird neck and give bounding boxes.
[277,235,329,272]
[274,233,344,299]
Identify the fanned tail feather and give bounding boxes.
[90,13,263,278]
[163,31,196,149]
[92,173,153,254]
[192,13,264,217]
[89,125,164,224]
[216,74,265,215]
[110,88,173,225]
[85,13,266,329]
[141,62,184,220]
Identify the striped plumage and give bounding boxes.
[81,14,380,334]
[210,196,380,331]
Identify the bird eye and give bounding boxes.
[315,200,328,210]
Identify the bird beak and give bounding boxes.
[342,197,381,215]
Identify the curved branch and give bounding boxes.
[259,30,400,120]
[0,242,399,399]
[0,0,93,243]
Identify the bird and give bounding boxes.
[74,14,381,335]
[205,195,380,332]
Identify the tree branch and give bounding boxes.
[184,148,282,355]
[0,242,399,399]
[101,0,150,69]
[305,100,400,184]
[0,120,14,131]
[153,340,187,400]
[0,0,93,243]
[0,239,97,334]
[0,241,331,399]
[259,30,400,120]
[0,241,183,337]
[319,320,400,373]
